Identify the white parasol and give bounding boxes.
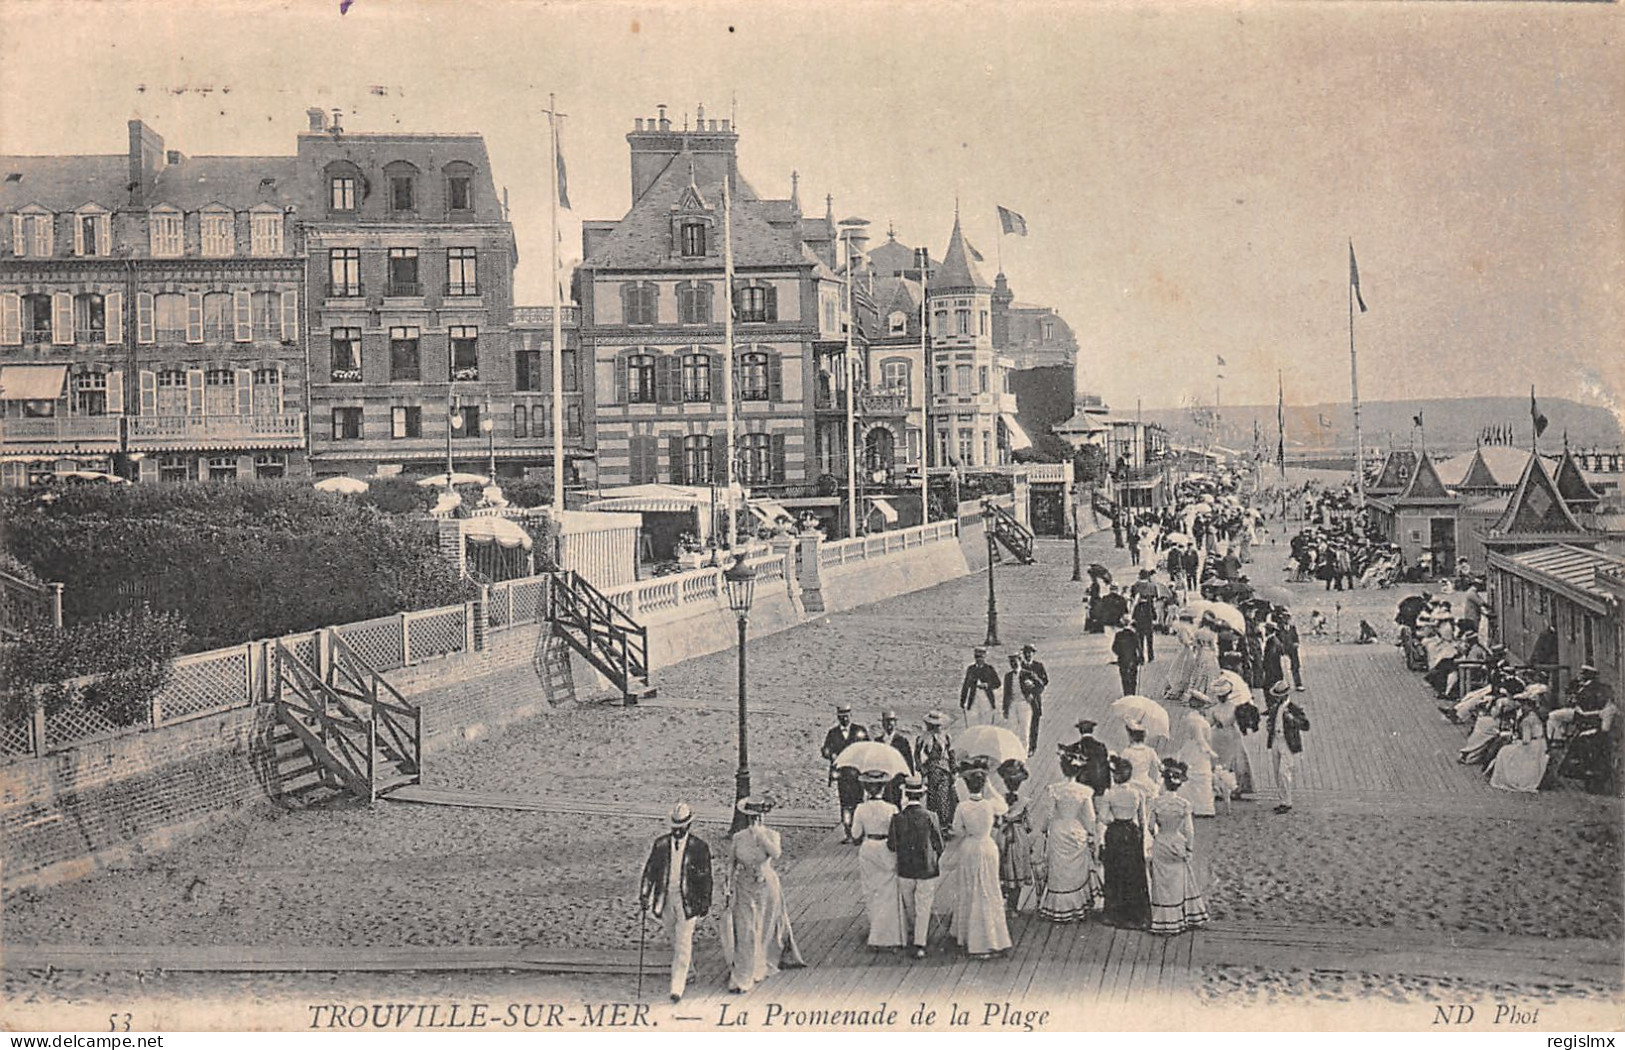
[833,741,911,778]
[416,472,491,488]
[1204,602,1247,632]
[314,476,369,495]
[955,724,1028,764]
[1110,694,1171,739]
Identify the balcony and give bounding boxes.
[387,280,421,298]
[857,391,910,416]
[330,367,363,383]
[512,305,581,326]
[0,415,121,450]
[129,413,306,451]
[326,284,364,301]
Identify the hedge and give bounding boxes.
[0,609,187,724]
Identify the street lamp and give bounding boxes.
[482,397,496,482]
[983,498,1001,647]
[446,393,464,481]
[1070,496,1083,583]
[839,216,870,539]
[724,553,759,815]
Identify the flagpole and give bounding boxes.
[722,173,736,549]
[1277,370,1286,479]
[548,94,566,514]
[919,246,930,523]
[1349,250,1364,507]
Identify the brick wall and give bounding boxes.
[385,623,551,752]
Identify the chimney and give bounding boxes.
[330,108,343,134]
[166,150,184,166]
[307,107,328,132]
[657,104,670,132]
[126,119,165,207]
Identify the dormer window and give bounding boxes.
[888,310,908,335]
[385,162,420,215]
[250,206,283,256]
[444,161,475,214]
[330,174,357,212]
[201,207,234,257]
[12,208,55,257]
[149,207,183,257]
[680,222,706,258]
[73,206,110,257]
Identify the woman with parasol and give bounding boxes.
[948,758,1012,958]
[850,769,907,949]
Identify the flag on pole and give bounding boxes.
[1216,355,1227,367]
[966,240,985,263]
[997,206,1028,236]
[1531,386,1548,440]
[1349,241,1368,312]
[1318,413,1332,429]
[554,122,571,210]
[1412,412,1424,428]
[1276,374,1286,466]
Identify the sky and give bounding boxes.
[1,0,1620,415]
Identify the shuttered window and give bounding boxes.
[201,211,234,257]
[149,210,183,257]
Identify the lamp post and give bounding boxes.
[1070,496,1083,582]
[983,498,1001,647]
[839,216,870,539]
[482,397,496,483]
[446,391,463,481]
[724,554,758,816]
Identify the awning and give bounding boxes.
[1001,414,1033,451]
[867,496,899,524]
[464,515,534,550]
[0,364,68,401]
[748,498,795,526]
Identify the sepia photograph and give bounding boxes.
[1,0,1621,1036]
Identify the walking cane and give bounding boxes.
[636,904,647,1001]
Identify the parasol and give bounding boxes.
[833,741,911,778]
[1259,585,1294,608]
[1087,563,1112,582]
[955,724,1028,764]
[1165,532,1193,546]
[1191,502,1214,514]
[314,476,369,495]
[1204,602,1247,632]
[1110,695,1171,739]
[416,472,491,487]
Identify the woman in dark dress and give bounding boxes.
[1096,756,1152,929]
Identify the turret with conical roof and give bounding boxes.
[934,209,991,293]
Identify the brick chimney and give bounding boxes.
[306,107,328,132]
[127,120,165,207]
[626,102,738,203]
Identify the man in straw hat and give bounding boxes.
[872,709,915,807]
[959,647,1001,725]
[638,802,713,1002]
[821,702,870,843]
[914,711,958,834]
[1072,717,1112,795]
[888,775,944,959]
[1265,682,1310,813]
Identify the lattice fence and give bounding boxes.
[156,648,251,722]
[509,577,547,625]
[486,585,512,629]
[44,703,126,751]
[336,616,406,672]
[0,714,33,758]
[405,608,466,663]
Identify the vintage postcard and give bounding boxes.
[1,0,1620,1036]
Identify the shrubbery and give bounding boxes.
[0,609,187,724]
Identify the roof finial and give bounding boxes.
[825,193,834,224]
[790,170,800,209]
[887,219,896,241]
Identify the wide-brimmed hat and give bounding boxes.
[736,796,773,816]
[1160,758,1189,785]
[859,769,890,785]
[836,702,853,714]
[881,708,899,721]
[1021,644,1037,653]
[1268,681,1292,697]
[924,710,947,727]
[1210,678,1235,698]
[902,775,926,798]
[669,802,694,828]
[1074,717,1098,734]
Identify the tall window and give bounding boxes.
[156,370,186,416]
[514,345,541,392]
[955,364,972,393]
[449,326,479,381]
[935,364,950,394]
[955,309,971,335]
[330,248,361,297]
[627,353,656,403]
[203,293,231,341]
[208,456,238,483]
[447,175,473,212]
[739,351,770,401]
[740,433,772,484]
[881,359,909,396]
[622,282,657,325]
[331,174,357,212]
[149,210,183,257]
[1042,320,1054,341]
[933,310,947,335]
[389,173,416,213]
[21,294,50,342]
[560,347,579,392]
[389,326,420,381]
[253,368,281,413]
[567,404,583,438]
[201,211,234,257]
[959,429,975,466]
[979,310,989,336]
[77,213,106,257]
[681,353,711,402]
[512,405,528,439]
[683,435,712,483]
[678,282,712,324]
[331,327,363,382]
[680,223,706,257]
[159,455,191,484]
[21,213,54,257]
[978,366,989,393]
[252,291,278,339]
[204,370,236,417]
[73,294,105,343]
[446,248,478,296]
[388,248,420,296]
[332,407,363,440]
[73,371,107,415]
[737,284,775,323]
[250,212,283,256]
[983,431,993,466]
[391,406,422,439]
[154,293,187,342]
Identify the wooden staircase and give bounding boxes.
[986,502,1037,564]
[272,632,423,804]
[547,571,654,705]
[533,630,577,707]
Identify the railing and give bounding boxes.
[327,284,364,299]
[857,392,909,415]
[274,641,376,801]
[128,413,305,446]
[75,329,108,344]
[512,305,581,326]
[818,519,959,567]
[386,281,422,298]
[1023,463,1069,484]
[548,570,650,703]
[0,416,121,444]
[328,631,421,784]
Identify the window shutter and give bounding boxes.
[9,215,21,256]
[107,370,124,415]
[712,434,729,484]
[73,215,84,256]
[185,369,204,417]
[42,215,54,257]
[98,215,111,256]
[280,290,298,342]
[767,351,783,402]
[710,351,726,404]
[186,292,204,342]
[770,433,787,483]
[271,367,285,413]
[136,293,155,343]
[666,434,685,484]
[233,290,252,341]
[613,354,629,404]
[51,291,73,344]
[234,368,253,415]
[105,292,122,344]
[654,353,674,404]
[139,370,157,415]
[138,456,157,483]
[0,293,19,344]
[764,285,778,322]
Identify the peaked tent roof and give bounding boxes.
[1369,449,1419,494]
[1455,448,1503,490]
[1553,449,1601,506]
[1397,451,1455,502]
[933,212,991,293]
[1490,451,1588,539]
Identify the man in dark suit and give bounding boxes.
[821,702,869,842]
[1267,688,1310,813]
[872,709,914,806]
[1019,644,1048,754]
[887,775,944,959]
[1112,625,1142,696]
[959,647,1001,724]
[1072,718,1111,795]
[638,802,713,1002]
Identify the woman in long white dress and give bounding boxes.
[1148,761,1210,935]
[1176,704,1218,817]
[1489,700,1548,793]
[1033,746,1102,922]
[949,765,1012,957]
[851,771,906,948]
[725,798,806,993]
[1205,678,1255,796]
